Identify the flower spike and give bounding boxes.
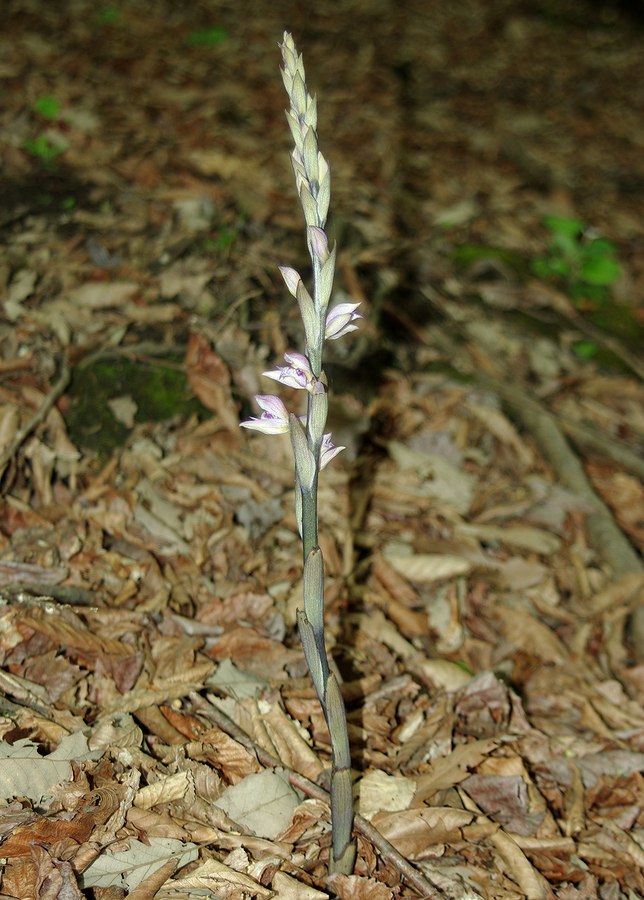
[240,33,358,875]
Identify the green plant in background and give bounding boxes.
[240,33,361,876]
[24,95,66,164]
[216,222,243,252]
[32,95,61,120]
[23,135,65,164]
[532,215,621,307]
[187,26,228,47]
[97,5,120,26]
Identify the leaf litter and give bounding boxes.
[1,1,643,898]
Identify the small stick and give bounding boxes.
[189,692,456,899]
[0,357,70,477]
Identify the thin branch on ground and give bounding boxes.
[188,691,471,899]
[0,357,71,478]
[558,417,644,481]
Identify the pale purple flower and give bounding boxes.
[319,432,344,469]
[264,351,318,392]
[240,395,290,434]
[324,302,362,340]
[308,225,329,262]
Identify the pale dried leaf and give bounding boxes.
[67,281,139,308]
[385,551,471,583]
[0,733,99,804]
[214,769,301,840]
[372,806,476,859]
[271,870,329,898]
[357,769,416,821]
[81,836,198,890]
[168,857,273,896]
[134,771,193,810]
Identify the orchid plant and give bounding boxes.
[240,32,361,876]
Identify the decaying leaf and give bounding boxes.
[0,733,99,805]
[81,836,198,891]
[214,768,302,840]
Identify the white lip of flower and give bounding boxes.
[319,432,345,469]
[263,351,319,392]
[239,395,290,434]
[324,302,362,340]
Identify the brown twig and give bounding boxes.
[0,357,71,478]
[188,691,469,899]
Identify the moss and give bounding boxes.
[66,355,207,455]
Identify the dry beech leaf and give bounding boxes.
[214,768,301,840]
[133,771,193,810]
[413,658,474,691]
[327,873,394,900]
[385,552,471,583]
[457,522,562,555]
[185,331,239,430]
[186,726,261,783]
[465,401,534,468]
[495,604,569,664]
[0,404,19,477]
[169,857,273,896]
[372,806,476,859]
[0,733,99,804]
[81,836,198,891]
[126,858,177,900]
[207,658,268,699]
[357,770,416,821]
[414,738,500,802]
[108,395,137,427]
[259,699,324,782]
[67,281,139,309]
[271,870,329,898]
[89,714,144,753]
[387,440,475,513]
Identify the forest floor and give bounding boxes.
[1,1,643,898]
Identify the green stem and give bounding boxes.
[300,484,318,561]
[326,672,356,874]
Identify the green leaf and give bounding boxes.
[33,95,60,120]
[543,215,584,239]
[23,135,65,162]
[580,255,620,286]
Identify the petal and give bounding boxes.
[283,351,313,373]
[324,301,362,340]
[255,395,289,418]
[263,367,310,390]
[320,443,344,468]
[328,301,362,319]
[240,395,291,435]
[326,323,359,340]
[240,417,290,435]
[319,432,345,469]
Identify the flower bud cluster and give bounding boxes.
[240,32,363,481]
